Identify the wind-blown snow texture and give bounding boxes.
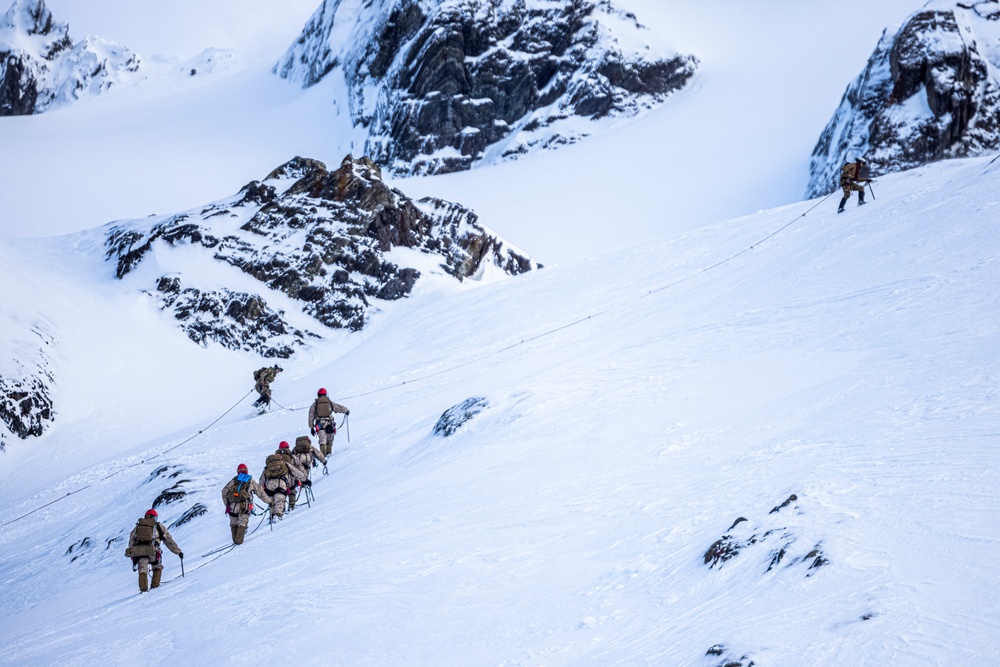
[1,156,999,664]
[276,0,697,174]
[807,0,1000,196]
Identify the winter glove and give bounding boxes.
[301,479,312,487]
[345,409,350,415]
[312,460,318,468]
[178,552,184,559]
[225,504,231,515]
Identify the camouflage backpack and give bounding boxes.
[230,473,253,503]
[294,436,311,454]
[315,396,333,418]
[264,453,288,479]
[126,516,159,559]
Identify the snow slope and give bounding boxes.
[1,155,998,665]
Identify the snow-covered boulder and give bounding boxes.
[275,0,697,175]
[106,154,537,357]
[807,1,1000,197]
[0,0,140,115]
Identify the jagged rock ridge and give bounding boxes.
[105,154,537,358]
[0,0,140,115]
[807,0,1000,197]
[276,0,698,175]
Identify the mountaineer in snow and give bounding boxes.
[259,441,306,520]
[308,387,349,456]
[125,509,183,593]
[838,156,871,213]
[252,364,283,409]
[221,463,270,545]
[292,434,328,481]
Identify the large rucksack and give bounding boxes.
[230,473,252,503]
[264,453,288,479]
[294,436,311,453]
[126,516,159,559]
[315,396,333,418]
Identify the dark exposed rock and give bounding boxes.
[808,2,1000,196]
[276,0,697,175]
[65,536,92,562]
[0,323,56,442]
[433,396,489,436]
[152,481,191,508]
[170,503,207,528]
[106,155,536,355]
[703,493,828,577]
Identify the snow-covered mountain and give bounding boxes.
[1,154,534,443]
[807,0,1000,196]
[0,0,140,114]
[1,155,998,664]
[276,0,697,174]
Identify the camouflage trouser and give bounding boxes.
[841,180,865,199]
[229,511,252,528]
[135,554,163,577]
[316,418,334,456]
[269,490,288,518]
[254,382,271,404]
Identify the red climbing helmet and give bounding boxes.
[317,388,327,396]
[237,463,248,473]
[145,509,158,517]
[279,441,289,449]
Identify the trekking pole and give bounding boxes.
[344,414,351,443]
[180,555,185,578]
[867,181,876,200]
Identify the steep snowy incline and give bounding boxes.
[1,156,999,664]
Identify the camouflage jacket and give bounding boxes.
[221,474,270,514]
[308,396,349,426]
[127,518,181,559]
[254,366,280,385]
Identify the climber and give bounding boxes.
[307,388,349,456]
[838,157,871,213]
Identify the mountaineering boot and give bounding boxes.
[231,525,239,543]
[151,569,162,589]
[235,525,246,545]
[837,196,847,213]
[139,571,149,593]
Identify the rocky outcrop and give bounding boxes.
[105,154,537,357]
[276,0,697,175]
[808,1,1000,197]
[0,322,55,445]
[0,0,140,115]
[703,494,829,577]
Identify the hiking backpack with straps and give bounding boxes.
[231,473,253,503]
[126,516,159,559]
[264,453,288,479]
[294,436,311,453]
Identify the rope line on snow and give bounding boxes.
[2,389,256,527]
[2,191,837,530]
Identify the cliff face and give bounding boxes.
[276,0,697,175]
[807,1,1000,197]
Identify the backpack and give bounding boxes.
[134,516,158,544]
[264,453,288,479]
[315,396,333,418]
[253,369,261,381]
[294,436,311,453]
[126,516,159,559]
[230,473,252,503]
